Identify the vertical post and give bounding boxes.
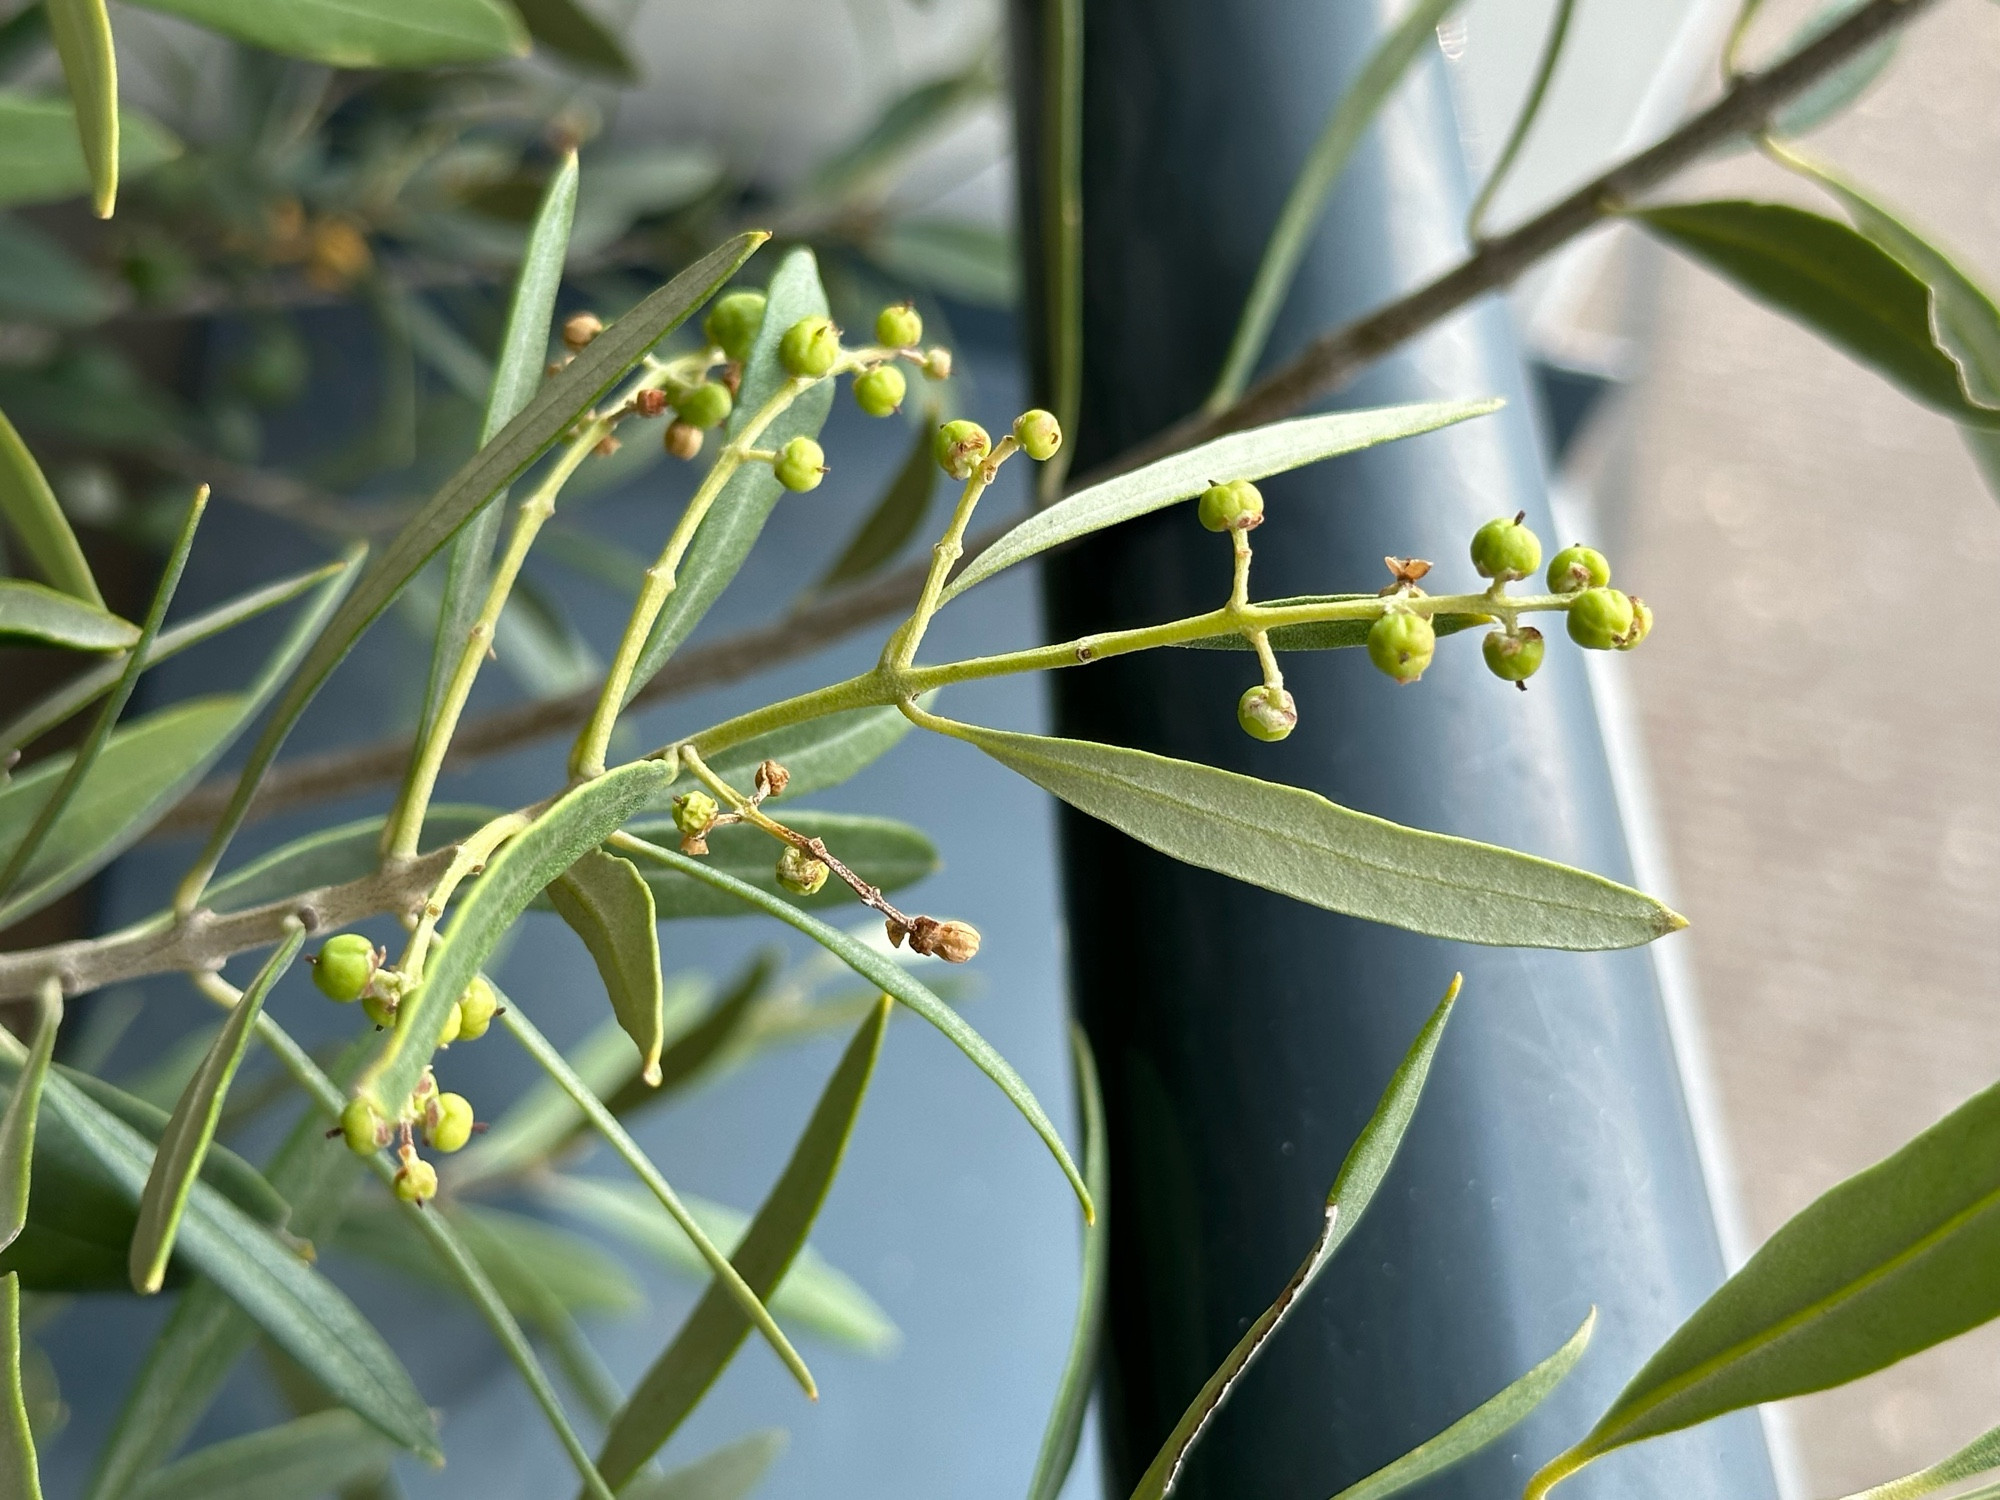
[1009,3,1780,1499]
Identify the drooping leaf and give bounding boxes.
[538,1174,898,1355]
[0,984,59,1253]
[592,998,891,1493]
[549,849,666,1086]
[129,924,305,1294]
[615,832,1091,1217]
[203,805,496,914]
[0,404,99,605]
[621,1430,788,1500]
[1769,0,1900,138]
[697,704,919,805]
[1531,1074,2000,1498]
[943,401,1501,603]
[128,1410,393,1500]
[1176,593,1488,652]
[1130,977,1460,1500]
[43,0,116,217]
[949,723,1681,950]
[814,413,937,591]
[0,90,176,211]
[0,1274,41,1500]
[621,812,937,920]
[1025,1022,1109,1500]
[123,0,527,66]
[622,247,834,704]
[0,579,135,650]
[181,232,764,908]
[508,0,637,79]
[357,759,673,1115]
[1634,201,2000,427]
[1329,1310,1593,1500]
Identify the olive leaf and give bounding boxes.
[0,1273,41,1500]
[1769,0,1901,138]
[1831,1418,2000,1500]
[126,1410,394,1500]
[1130,977,1459,1500]
[128,923,305,1294]
[43,0,115,218]
[203,805,496,914]
[336,1201,641,1319]
[548,849,666,1085]
[510,0,637,79]
[621,1430,788,1500]
[0,579,134,650]
[0,90,177,211]
[122,0,527,66]
[697,703,920,804]
[0,984,60,1253]
[942,400,1501,603]
[592,997,891,1494]
[814,411,937,591]
[948,724,1683,950]
[0,404,100,605]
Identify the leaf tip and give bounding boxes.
[641,1059,663,1087]
[1659,906,1690,934]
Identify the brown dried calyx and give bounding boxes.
[888,916,981,964]
[753,759,790,801]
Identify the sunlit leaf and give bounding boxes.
[509,0,635,78]
[124,0,527,66]
[128,1410,393,1500]
[0,1274,41,1500]
[622,1429,788,1500]
[0,580,132,650]
[948,723,1682,950]
[549,849,665,1085]
[0,90,176,211]
[0,404,99,605]
[0,985,59,1253]
[43,0,116,217]
[943,401,1502,603]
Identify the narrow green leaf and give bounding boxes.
[1025,1022,1109,1500]
[424,150,580,739]
[1770,0,1900,137]
[336,1201,640,1318]
[182,232,764,909]
[0,90,177,210]
[943,401,1501,603]
[815,413,937,591]
[802,61,994,205]
[495,992,817,1401]
[699,704,919,805]
[1833,1418,2000,1500]
[0,538,356,931]
[1130,977,1460,1500]
[1210,0,1462,407]
[1331,1311,1592,1500]
[592,997,892,1493]
[1634,201,2000,427]
[203,805,495,914]
[538,1174,899,1355]
[123,0,527,65]
[622,1430,788,1500]
[0,1275,40,1500]
[0,579,135,649]
[129,924,305,1294]
[1175,593,1489,652]
[0,404,99,605]
[622,247,833,705]
[621,812,938,920]
[615,832,1091,1217]
[0,487,203,904]
[509,0,636,79]
[0,212,119,325]
[611,955,770,1107]
[0,984,59,1252]
[950,723,1681,950]
[0,1039,438,1460]
[0,8,50,82]
[43,0,115,218]
[358,759,674,1115]
[1464,0,1569,241]
[549,849,666,1085]
[129,1410,392,1500]
[1535,1074,2000,1496]
[870,219,1017,308]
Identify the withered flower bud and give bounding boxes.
[664,421,703,461]
[562,311,604,351]
[633,388,669,418]
[754,760,791,800]
[594,434,622,457]
[903,916,981,963]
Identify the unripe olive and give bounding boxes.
[703,290,766,363]
[854,365,907,418]
[362,990,397,1029]
[664,421,703,461]
[1237,684,1298,742]
[311,933,375,1003]
[1013,409,1063,461]
[1546,544,1610,595]
[776,844,830,896]
[340,1097,389,1156]
[673,791,718,838]
[773,436,827,493]
[455,975,498,1041]
[875,302,923,348]
[1470,512,1542,582]
[778,316,840,378]
[1566,587,1634,650]
[426,1092,475,1153]
[1367,611,1436,684]
[935,420,990,479]
[1198,479,1264,533]
[675,380,733,430]
[1615,596,1653,651]
[1482,626,1545,684]
[392,1156,438,1205]
[439,1000,464,1046]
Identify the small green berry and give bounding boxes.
[1566,587,1634,650]
[935,420,991,479]
[778,316,841,378]
[1013,409,1063,461]
[1615,596,1653,651]
[673,791,718,837]
[776,844,830,896]
[1470,512,1542,582]
[1482,626,1545,686]
[362,989,397,1029]
[426,1092,475,1153]
[1546,544,1611,595]
[675,380,732,430]
[875,302,923,348]
[439,999,464,1046]
[1368,612,1436,684]
[854,365,907,417]
[340,1097,389,1156]
[311,933,375,1003]
[392,1155,439,1205]
[455,975,497,1041]
[773,436,827,493]
[1237,685,1297,742]
[1197,479,1264,533]
[704,290,766,362]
